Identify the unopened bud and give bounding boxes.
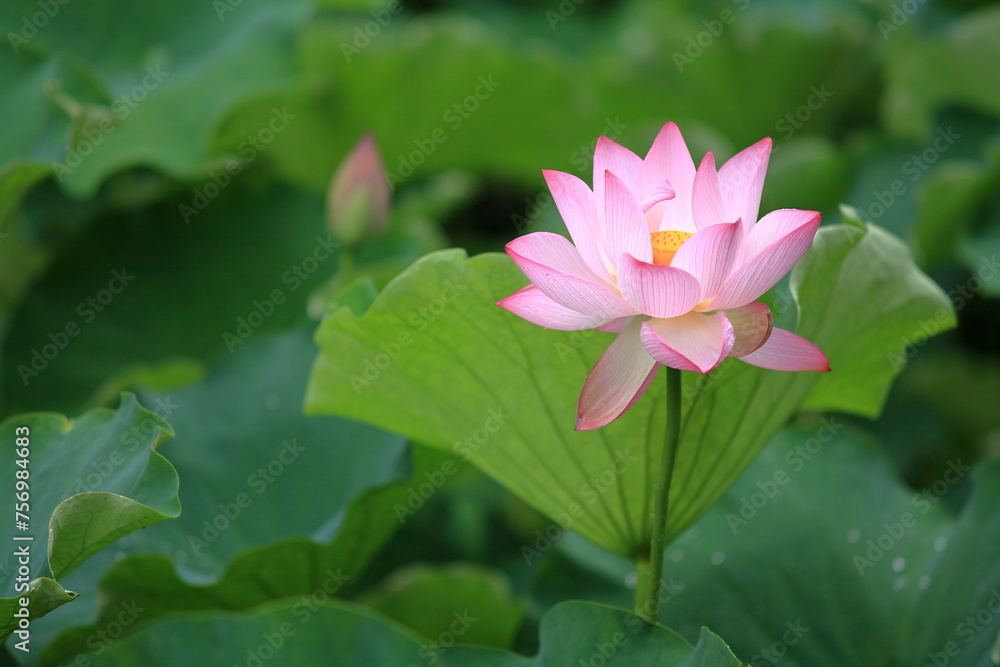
[326,133,390,245]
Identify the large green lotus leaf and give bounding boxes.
[66,599,739,666]
[666,219,953,535]
[539,426,998,667]
[0,181,334,416]
[0,395,179,642]
[0,0,314,196]
[361,564,524,651]
[35,327,409,664]
[883,6,1000,140]
[306,220,952,557]
[126,327,408,577]
[794,216,956,415]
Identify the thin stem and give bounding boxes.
[337,244,356,284]
[636,366,682,624]
[633,553,651,617]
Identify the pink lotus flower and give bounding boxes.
[497,122,830,430]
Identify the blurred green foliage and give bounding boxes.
[0,0,998,664]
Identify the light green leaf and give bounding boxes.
[307,221,952,556]
[797,214,956,415]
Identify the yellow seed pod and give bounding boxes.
[650,230,694,266]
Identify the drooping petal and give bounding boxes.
[670,221,742,302]
[617,253,701,319]
[543,169,612,282]
[496,285,611,331]
[740,327,830,372]
[506,233,638,318]
[640,312,735,374]
[640,182,676,214]
[639,122,696,232]
[719,137,771,233]
[576,321,658,430]
[724,302,773,357]
[593,136,643,210]
[691,152,726,229]
[604,171,653,265]
[743,209,821,261]
[706,216,821,310]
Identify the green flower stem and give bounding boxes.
[636,366,682,624]
[336,244,357,285]
[633,554,651,617]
